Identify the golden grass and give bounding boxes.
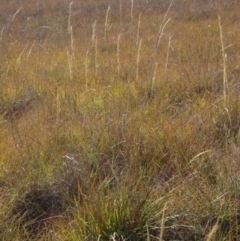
[1,0,240,240]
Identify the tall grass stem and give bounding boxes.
[95,37,98,78]
[67,49,73,81]
[16,44,28,66]
[11,7,22,22]
[0,27,4,42]
[131,0,134,22]
[218,15,228,108]
[150,62,158,98]
[67,1,75,80]
[68,2,73,35]
[117,34,121,78]
[104,5,111,41]
[27,40,35,61]
[92,21,97,48]
[159,203,167,241]
[136,13,141,47]
[206,220,218,241]
[136,39,142,82]
[119,0,122,26]
[85,51,89,90]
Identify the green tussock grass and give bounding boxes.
[1,0,240,240]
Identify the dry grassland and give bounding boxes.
[1,0,240,240]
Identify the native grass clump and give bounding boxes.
[1,0,240,240]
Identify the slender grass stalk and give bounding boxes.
[188,149,212,166]
[149,1,171,98]
[68,2,73,35]
[70,33,75,63]
[159,203,167,241]
[85,51,89,90]
[218,15,228,108]
[156,18,170,49]
[91,21,98,78]
[26,40,35,61]
[68,1,75,61]
[16,44,29,66]
[92,21,97,48]
[104,5,111,41]
[136,13,141,47]
[150,62,158,98]
[0,27,4,42]
[119,0,122,26]
[136,39,142,82]
[56,87,60,122]
[156,0,172,49]
[11,7,22,22]
[95,37,98,78]
[131,0,134,22]
[146,224,150,241]
[110,232,119,241]
[117,34,121,78]
[69,26,74,58]
[206,220,218,241]
[67,1,75,81]
[67,49,73,81]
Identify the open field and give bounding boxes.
[1,0,240,240]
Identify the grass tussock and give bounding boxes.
[1,0,240,240]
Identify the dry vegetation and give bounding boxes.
[0,0,240,240]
